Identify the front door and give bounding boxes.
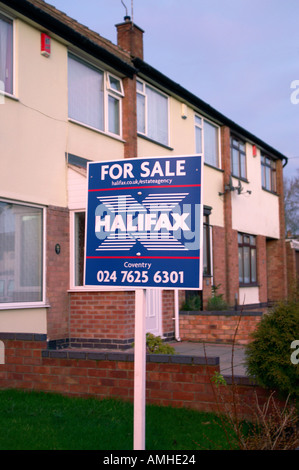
[146,289,162,336]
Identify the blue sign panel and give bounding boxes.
[85,155,202,289]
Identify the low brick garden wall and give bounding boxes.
[179,310,263,345]
[0,333,278,420]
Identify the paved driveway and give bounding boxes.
[169,341,247,376]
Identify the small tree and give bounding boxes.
[245,294,299,402]
[284,169,299,237]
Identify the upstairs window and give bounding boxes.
[68,54,124,137]
[0,13,13,95]
[195,115,220,168]
[137,79,169,146]
[231,136,246,179]
[261,154,277,193]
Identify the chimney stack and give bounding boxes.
[116,16,144,59]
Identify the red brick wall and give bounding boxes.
[0,334,276,419]
[46,206,70,341]
[69,291,135,347]
[179,312,262,345]
[69,290,175,348]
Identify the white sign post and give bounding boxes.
[133,289,146,450]
[84,155,202,451]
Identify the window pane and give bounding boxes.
[204,120,219,167]
[74,212,85,286]
[238,247,243,282]
[68,55,104,130]
[240,153,246,178]
[108,75,122,93]
[136,80,144,93]
[0,202,43,303]
[195,115,202,127]
[251,248,257,283]
[195,126,202,154]
[108,95,120,135]
[265,166,271,190]
[137,93,145,134]
[146,85,168,145]
[243,246,250,283]
[0,14,13,94]
[232,148,239,175]
[261,165,265,188]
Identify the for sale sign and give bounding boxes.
[84,155,203,289]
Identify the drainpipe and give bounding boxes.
[174,289,181,342]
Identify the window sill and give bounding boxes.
[68,119,125,143]
[262,187,278,196]
[137,133,174,151]
[204,162,223,172]
[239,283,258,288]
[0,92,19,103]
[0,303,50,311]
[232,175,249,184]
[68,286,135,292]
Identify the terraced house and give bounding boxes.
[0,0,293,351]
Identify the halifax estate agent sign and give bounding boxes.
[84,155,203,290]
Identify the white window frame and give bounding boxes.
[68,53,124,138]
[194,113,221,169]
[136,78,170,147]
[0,199,46,310]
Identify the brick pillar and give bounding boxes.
[122,75,137,159]
[116,18,143,159]
[256,235,267,303]
[220,126,239,306]
[46,206,70,341]
[266,160,288,302]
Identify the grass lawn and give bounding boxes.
[0,389,239,450]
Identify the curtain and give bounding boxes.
[0,202,43,303]
[204,120,219,167]
[146,85,168,146]
[68,55,104,131]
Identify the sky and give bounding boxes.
[48,0,299,180]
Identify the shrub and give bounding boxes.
[181,294,201,311]
[145,333,175,355]
[207,284,229,311]
[245,296,299,401]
